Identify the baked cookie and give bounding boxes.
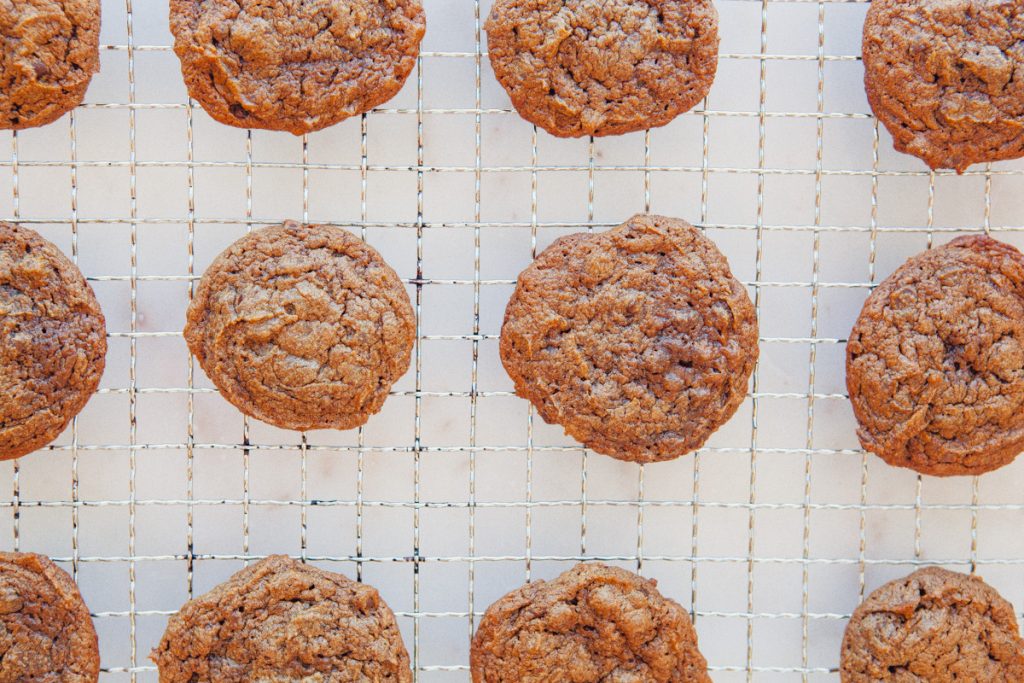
[185,221,414,431]
[847,235,1024,476]
[841,567,1024,682]
[471,563,710,682]
[170,0,425,135]
[152,555,411,682]
[863,0,1024,172]
[0,552,100,682]
[0,0,101,130]
[500,215,758,463]
[485,0,718,138]
[0,222,106,461]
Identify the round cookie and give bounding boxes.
[471,563,710,682]
[863,0,1024,172]
[485,0,719,138]
[170,0,425,135]
[0,0,101,130]
[184,221,415,432]
[0,552,100,682]
[847,235,1024,476]
[841,567,1024,682]
[0,222,106,461]
[499,214,758,463]
[152,555,411,682]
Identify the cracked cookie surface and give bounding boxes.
[184,221,415,432]
[847,235,1024,476]
[170,0,425,135]
[152,555,411,683]
[485,0,718,138]
[471,563,710,682]
[0,0,100,130]
[841,567,1024,682]
[863,0,1024,172]
[0,222,106,461]
[0,551,100,682]
[499,215,758,463]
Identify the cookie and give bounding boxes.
[499,214,758,463]
[170,0,425,135]
[847,235,1024,476]
[485,0,718,138]
[863,0,1024,172]
[184,221,415,432]
[152,555,411,682]
[0,222,106,461]
[841,567,1024,682]
[0,552,100,682]
[471,563,710,682]
[0,0,101,130]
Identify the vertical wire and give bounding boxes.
[692,87,712,626]
[971,166,993,573]
[637,130,652,574]
[860,120,881,605]
[914,173,937,562]
[242,129,253,564]
[469,0,483,643]
[10,128,19,553]
[413,52,425,680]
[300,136,310,564]
[581,135,596,563]
[69,111,80,582]
[185,73,196,605]
[125,1,139,677]
[525,123,538,582]
[745,0,770,678]
[800,3,827,677]
[357,112,369,583]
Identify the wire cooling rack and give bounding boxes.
[3,0,1024,680]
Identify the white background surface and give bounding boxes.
[3,0,1024,680]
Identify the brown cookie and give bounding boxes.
[500,215,758,463]
[0,223,106,461]
[0,552,100,682]
[170,0,425,135]
[152,555,411,682]
[841,567,1024,682]
[185,221,414,432]
[0,0,100,130]
[485,0,718,138]
[847,235,1024,476]
[863,0,1024,172]
[471,563,710,682]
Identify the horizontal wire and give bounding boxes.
[32,552,1024,565]
[11,159,1024,178]
[6,217,1023,234]
[9,498,1024,512]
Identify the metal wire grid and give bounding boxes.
[2,0,1024,680]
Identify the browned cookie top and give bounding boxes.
[170,0,425,135]
[0,552,100,682]
[863,0,1024,172]
[0,0,100,130]
[185,221,414,432]
[841,567,1024,682]
[152,555,411,683]
[485,0,718,138]
[471,563,710,683]
[0,223,106,461]
[500,215,758,463]
[847,235,1024,476]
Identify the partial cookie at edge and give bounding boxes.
[485,0,719,137]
